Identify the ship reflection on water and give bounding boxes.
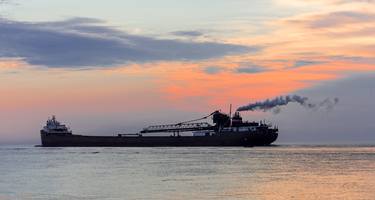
[0,146,374,199]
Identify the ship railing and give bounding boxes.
[141,122,213,133]
[118,133,142,137]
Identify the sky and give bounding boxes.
[0,0,375,144]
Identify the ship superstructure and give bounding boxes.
[40,110,278,147]
[42,116,72,135]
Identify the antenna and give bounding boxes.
[229,104,232,127]
[229,104,232,117]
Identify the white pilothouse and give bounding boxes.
[42,116,72,135]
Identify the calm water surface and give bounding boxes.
[0,145,374,200]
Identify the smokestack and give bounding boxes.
[237,95,339,113]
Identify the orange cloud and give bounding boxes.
[0,59,26,69]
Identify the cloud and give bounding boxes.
[291,60,324,68]
[309,11,375,28]
[274,0,375,7]
[0,18,255,68]
[282,10,375,32]
[235,64,267,74]
[0,58,25,69]
[171,30,204,37]
[202,66,224,74]
[331,55,375,64]
[336,0,375,4]
[0,0,11,5]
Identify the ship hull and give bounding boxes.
[40,131,278,147]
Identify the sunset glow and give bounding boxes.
[1,0,375,143]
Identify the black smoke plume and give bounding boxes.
[237,95,339,113]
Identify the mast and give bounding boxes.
[229,104,232,127]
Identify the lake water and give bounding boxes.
[1,145,374,200]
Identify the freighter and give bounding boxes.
[40,110,278,147]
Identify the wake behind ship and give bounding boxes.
[40,110,278,147]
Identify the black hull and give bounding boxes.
[40,131,278,147]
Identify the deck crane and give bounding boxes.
[140,111,223,134]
